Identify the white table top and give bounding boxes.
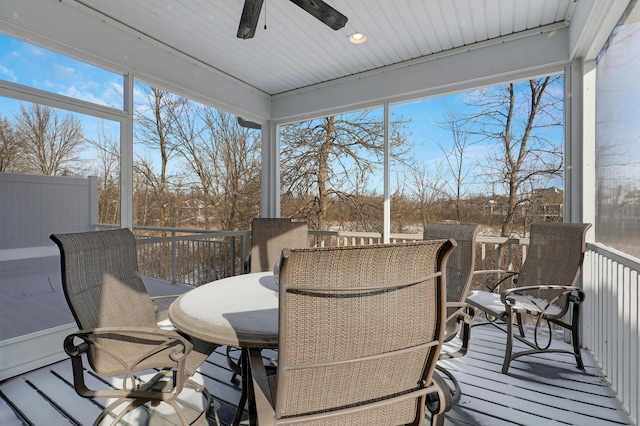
[169,272,279,348]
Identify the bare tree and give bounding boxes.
[14,103,85,175]
[133,84,262,230]
[163,98,212,225]
[0,114,22,172]
[174,105,261,230]
[437,109,479,223]
[87,121,120,224]
[134,86,182,227]
[133,155,163,226]
[202,109,261,230]
[280,111,411,231]
[407,161,447,228]
[465,76,563,236]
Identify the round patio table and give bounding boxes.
[169,271,278,348]
[169,272,278,426]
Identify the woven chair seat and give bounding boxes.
[467,290,562,318]
[466,222,592,374]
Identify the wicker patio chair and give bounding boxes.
[466,222,592,373]
[248,240,456,426]
[424,223,480,402]
[50,228,217,426]
[248,217,309,273]
[232,217,310,381]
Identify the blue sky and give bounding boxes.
[0,33,123,108]
[0,33,125,165]
[0,32,565,194]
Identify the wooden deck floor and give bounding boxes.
[0,325,631,426]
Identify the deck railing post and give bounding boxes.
[230,236,237,276]
[481,242,487,270]
[171,230,177,284]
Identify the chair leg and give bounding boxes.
[430,411,446,426]
[232,348,250,426]
[435,364,461,404]
[184,378,214,426]
[93,398,134,426]
[571,303,585,370]
[458,308,473,355]
[515,312,526,337]
[426,373,451,426]
[502,307,515,374]
[227,346,242,383]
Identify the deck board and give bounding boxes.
[0,325,631,425]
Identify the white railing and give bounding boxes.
[309,230,528,278]
[583,243,640,425]
[309,230,423,247]
[122,226,529,287]
[98,224,251,285]
[108,226,530,288]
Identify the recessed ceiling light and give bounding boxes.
[349,32,367,44]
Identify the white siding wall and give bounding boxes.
[0,173,98,380]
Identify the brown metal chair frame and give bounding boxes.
[423,223,480,403]
[466,222,592,374]
[51,228,216,425]
[248,240,456,426]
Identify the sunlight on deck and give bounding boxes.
[0,324,631,425]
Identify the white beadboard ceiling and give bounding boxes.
[59,0,577,97]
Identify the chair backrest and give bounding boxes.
[517,222,592,288]
[51,228,156,330]
[424,222,480,307]
[250,217,308,273]
[275,240,454,424]
[50,228,161,374]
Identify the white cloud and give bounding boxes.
[52,62,76,80]
[58,86,109,106]
[38,79,56,89]
[0,65,17,82]
[27,45,46,57]
[28,76,123,109]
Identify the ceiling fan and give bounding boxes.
[237,0,348,39]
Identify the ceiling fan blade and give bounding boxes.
[237,0,264,39]
[289,0,348,30]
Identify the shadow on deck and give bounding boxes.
[0,324,631,425]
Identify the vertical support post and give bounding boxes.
[261,120,280,218]
[578,59,597,345]
[88,175,99,229]
[383,102,391,243]
[120,73,134,230]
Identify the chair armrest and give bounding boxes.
[445,302,475,324]
[501,285,585,303]
[150,295,183,326]
[249,348,276,425]
[150,294,181,310]
[499,286,584,319]
[473,269,508,275]
[64,326,194,370]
